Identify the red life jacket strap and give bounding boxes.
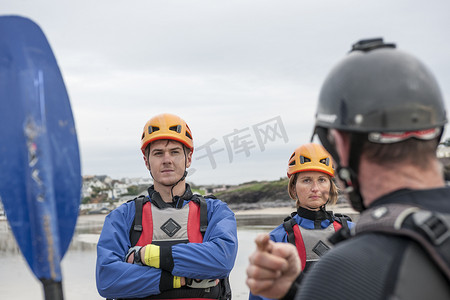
[333,220,342,231]
[283,218,306,271]
[292,224,306,270]
[187,201,203,243]
[136,201,154,246]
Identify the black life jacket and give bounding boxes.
[127,188,231,300]
[351,203,450,282]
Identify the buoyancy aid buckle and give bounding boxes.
[412,211,450,246]
[125,246,144,266]
[352,203,450,282]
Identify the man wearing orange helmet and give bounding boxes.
[140,113,195,202]
[248,143,353,300]
[96,113,238,300]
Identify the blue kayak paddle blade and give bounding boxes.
[0,15,81,281]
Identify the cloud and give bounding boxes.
[2,0,450,184]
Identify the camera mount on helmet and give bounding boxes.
[350,38,396,52]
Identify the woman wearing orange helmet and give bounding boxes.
[249,143,353,300]
[286,143,337,211]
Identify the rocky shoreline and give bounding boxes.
[72,202,359,229]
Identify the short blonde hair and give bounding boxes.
[288,172,339,208]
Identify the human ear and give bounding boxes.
[143,154,150,171]
[185,149,193,168]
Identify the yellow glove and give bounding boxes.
[144,244,160,268]
[173,276,181,288]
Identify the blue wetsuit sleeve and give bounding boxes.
[170,198,238,279]
[270,223,289,243]
[95,202,164,299]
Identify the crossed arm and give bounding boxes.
[96,200,237,299]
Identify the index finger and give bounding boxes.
[255,233,272,252]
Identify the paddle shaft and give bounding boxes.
[41,279,64,300]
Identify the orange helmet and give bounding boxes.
[287,143,334,178]
[140,113,194,154]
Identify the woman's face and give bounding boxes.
[295,171,331,211]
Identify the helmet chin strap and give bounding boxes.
[344,132,368,212]
[170,170,187,199]
[147,147,189,202]
[317,197,330,211]
[314,127,366,212]
[169,148,189,201]
[336,165,365,212]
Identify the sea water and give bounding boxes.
[0,214,282,300]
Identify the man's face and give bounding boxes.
[144,139,192,186]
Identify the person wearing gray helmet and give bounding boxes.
[246,38,450,300]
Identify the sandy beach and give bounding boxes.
[69,202,360,225]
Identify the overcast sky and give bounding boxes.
[3,0,450,185]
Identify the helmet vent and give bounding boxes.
[320,158,330,166]
[141,114,193,153]
[169,125,182,133]
[300,156,311,164]
[289,160,295,166]
[148,126,160,134]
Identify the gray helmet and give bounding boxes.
[313,38,447,212]
[315,38,447,133]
